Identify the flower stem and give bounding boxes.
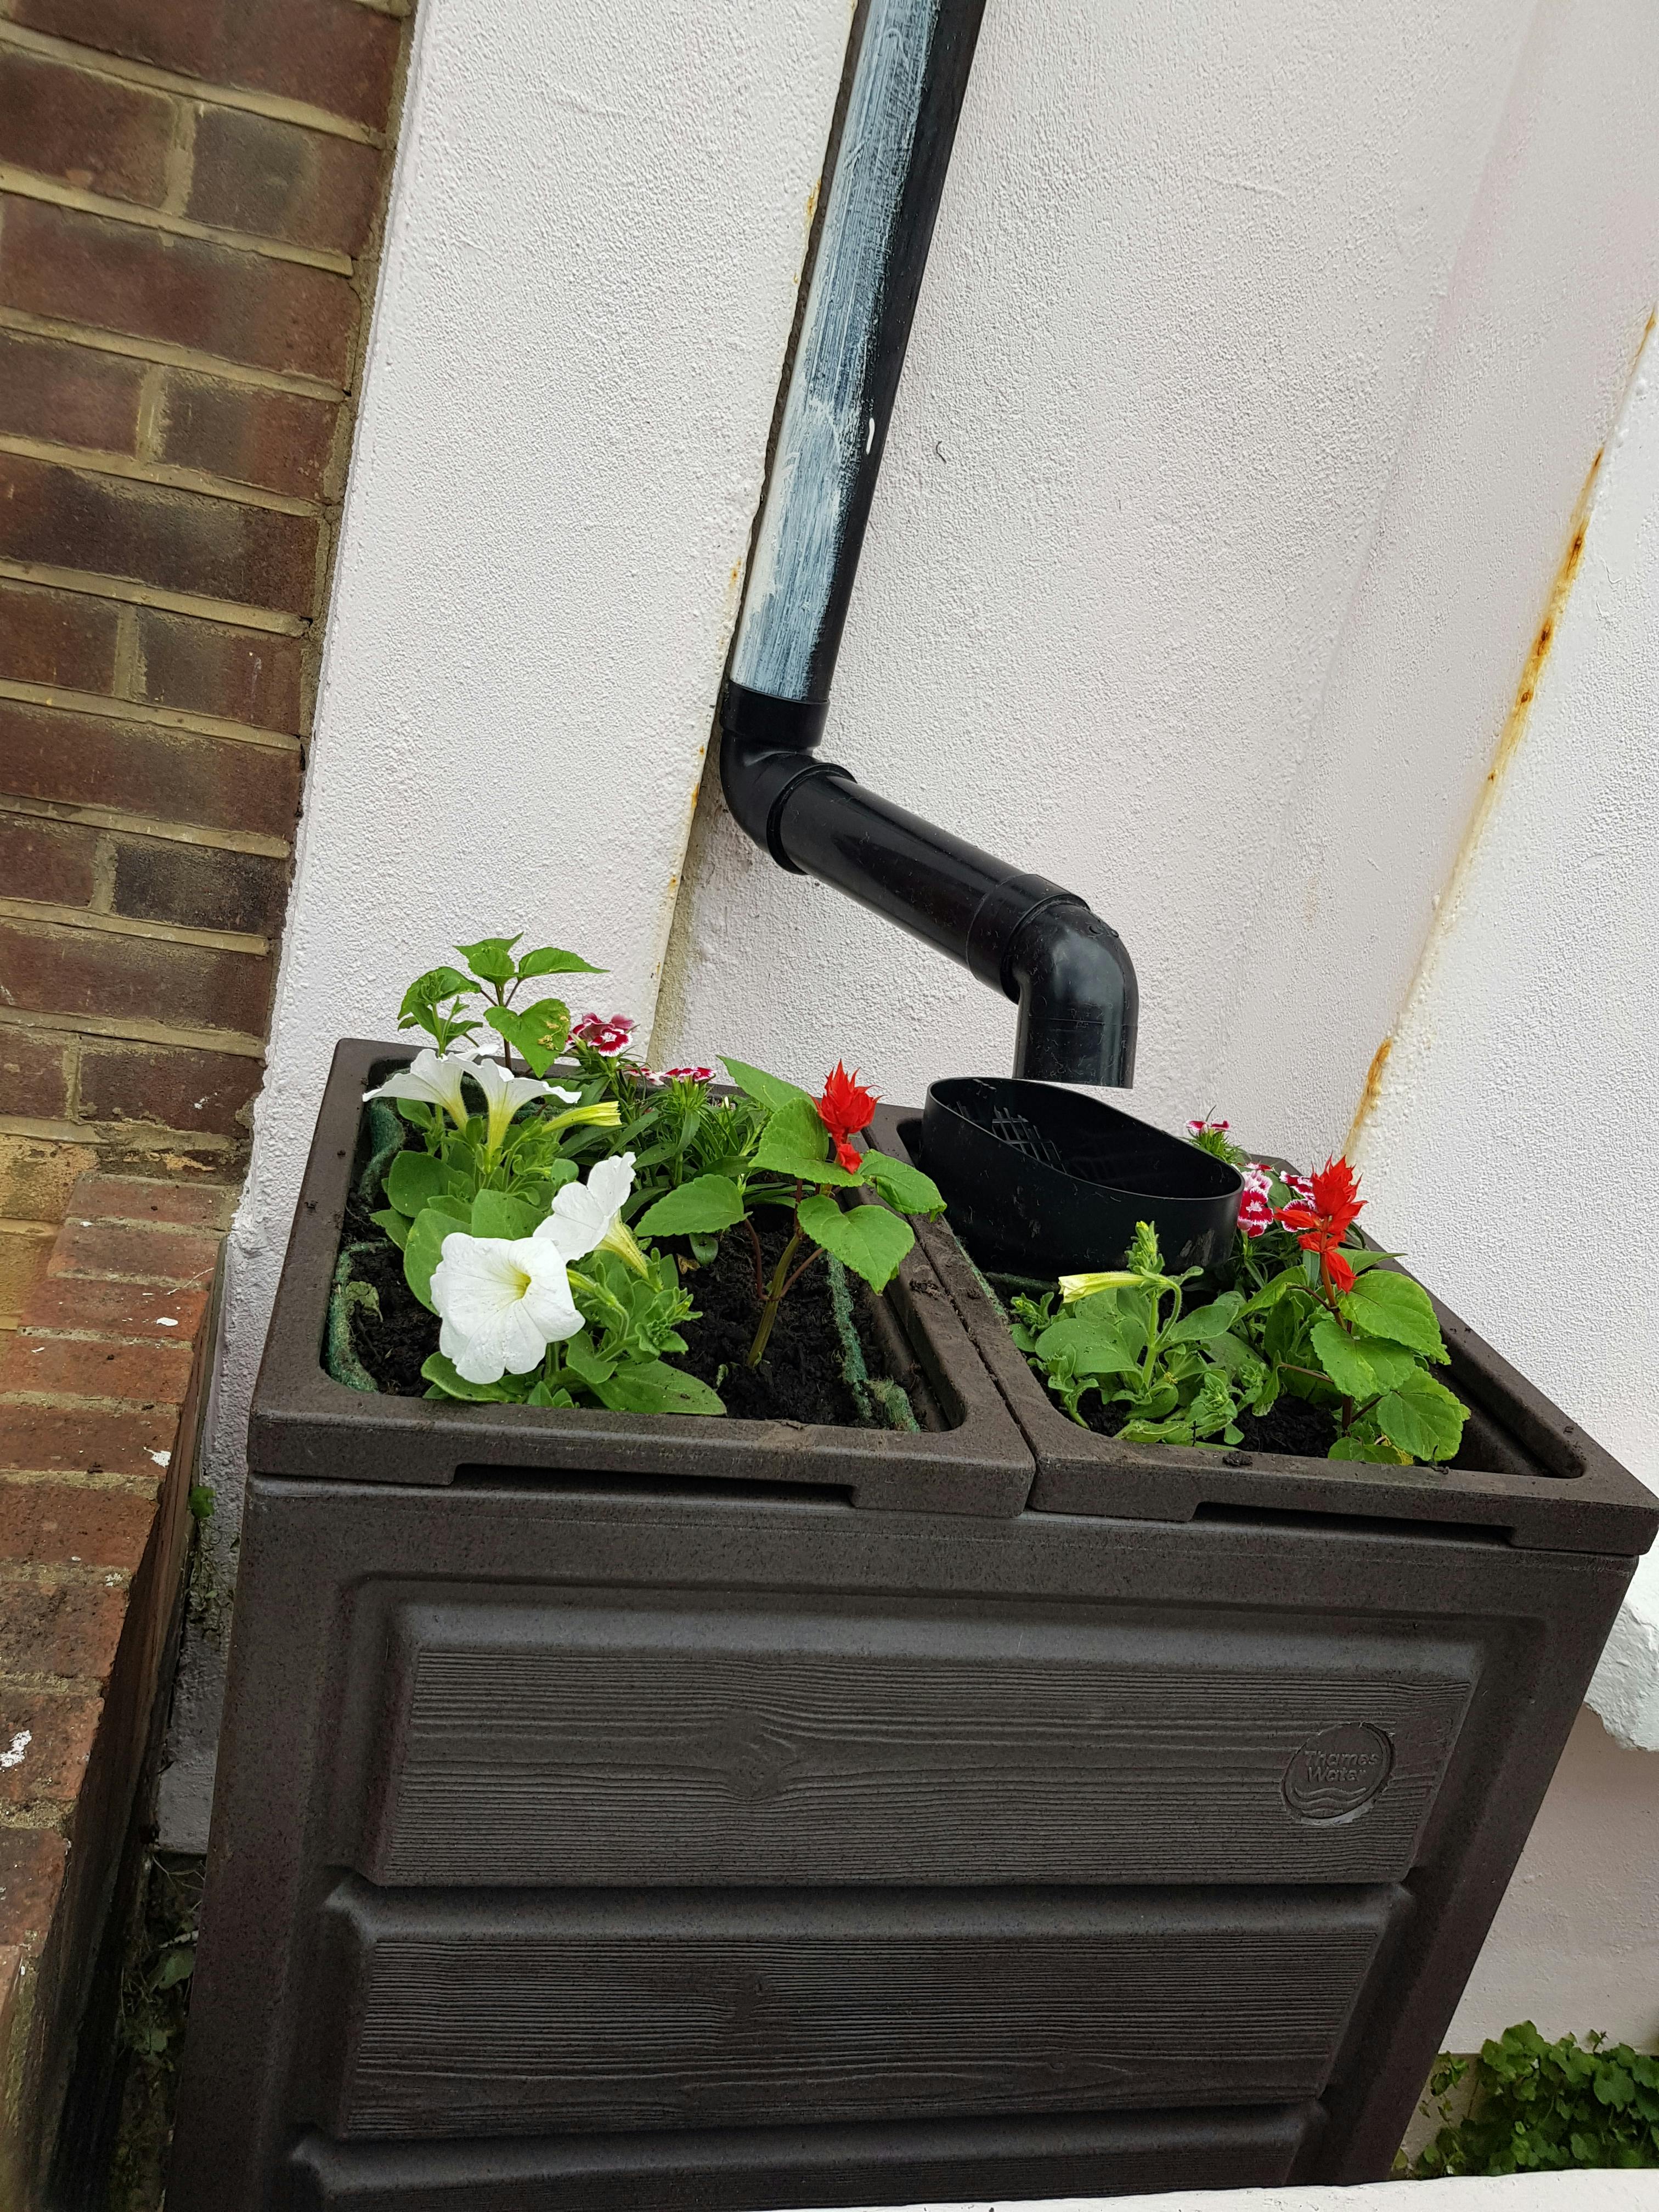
[746,1224,805,1367]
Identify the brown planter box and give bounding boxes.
[169,1057,1657,2212]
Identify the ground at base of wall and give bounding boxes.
[98,1850,202,2212]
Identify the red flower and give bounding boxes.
[571,1012,634,1058]
[1276,1155,1365,1295]
[817,1061,879,1173]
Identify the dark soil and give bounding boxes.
[1074,1383,1336,1458]
[341,1189,899,1426]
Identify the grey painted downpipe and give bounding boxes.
[719,0,1137,1086]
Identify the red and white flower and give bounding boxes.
[658,1065,716,1085]
[1238,1162,1275,1239]
[1186,1117,1230,1139]
[570,1012,635,1058]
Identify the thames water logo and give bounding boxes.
[1283,1723,1393,1821]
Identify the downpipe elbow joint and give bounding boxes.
[1006,899,1139,1087]
[719,685,849,873]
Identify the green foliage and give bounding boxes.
[1413,2026,1659,2176]
[396,933,603,1064]
[1012,1224,1256,1444]
[1012,1133,1468,1465]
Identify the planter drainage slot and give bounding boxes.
[910,1078,1242,1277]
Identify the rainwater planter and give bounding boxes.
[171,1047,1657,2212]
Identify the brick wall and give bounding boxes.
[0,1172,227,2203]
[0,0,413,1324]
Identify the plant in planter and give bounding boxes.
[337,933,947,1427]
[1008,1136,1468,1467]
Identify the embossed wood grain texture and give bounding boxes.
[323,1883,1402,2141]
[355,1599,1476,1889]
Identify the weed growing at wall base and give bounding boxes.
[1411,2024,1659,2174]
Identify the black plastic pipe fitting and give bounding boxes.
[718,0,1137,1086]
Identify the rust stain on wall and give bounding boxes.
[1345,426,1615,1161]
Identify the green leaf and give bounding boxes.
[720,1056,812,1112]
[398,964,473,1026]
[1167,1291,1245,1344]
[796,1193,913,1292]
[470,1189,537,1240]
[1243,1267,1307,1316]
[486,998,571,1075]
[1035,1313,1138,1377]
[1341,1268,1448,1360]
[516,944,605,980]
[595,1360,725,1415]
[1376,1365,1467,1462]
[857,1152,946,1218]
[386,1147,444,1217]
[369,1206,410,1250]
[1329,1435,1413,1463]
[455,933,521,983]
[636,1174,746,1237]
[155,1946,195,1990]
[420,1351,528,1402]
[405,1206,464,1312]
[562,1331,616,1388]
[1310,1317,1417,1398]
[754,1093,860,1184]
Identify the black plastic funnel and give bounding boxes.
[912,1077,1242,1278]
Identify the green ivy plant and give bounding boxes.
[1412,2025,1659,2175]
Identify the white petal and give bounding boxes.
[546,1087,582,1104]
[586,1152,636,1216]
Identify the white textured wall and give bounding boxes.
[1355,315,1659,1740]
[657,0,1659,1173]
[1447,1708,1659,2050]
[209,0,848,1515]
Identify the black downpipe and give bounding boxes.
[719,0,1137,1086]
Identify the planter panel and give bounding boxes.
[317,1881,1406,2140]
[342,1592,1474,1889]
[282,2103,1324,2210]
[871,1108,1659,1555]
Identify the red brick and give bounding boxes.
[0,49,174,207]
[47,1216,219,1290]
[0,917,274,1037]
[134,608,304,733]
[109,833,287,936]
[77,1039,263,1139]
[65,1174,236,1231]
[0,579,120,693]
[155,371,336,501]
[0,1686,102,1808]
[0,1575,127,1683]
[0,1830,67,1951]
[12,0,403,133]
[0,817,97,907]
[0,329,143,454]
[188,106,381,258]
[0,1401,178,1478]
[0,197,360,386]
[17,1276,209,1342]
[0,452,320,616]
[0,701,303,837]
[0,1478,154,1573]
[0,1030,72,1121]
[0,1332,195,1405]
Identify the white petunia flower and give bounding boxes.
[534,1152,648,1275]
[431,1232,582,1383]
[465,1054,552,1155]
[364,1047,476,1129]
